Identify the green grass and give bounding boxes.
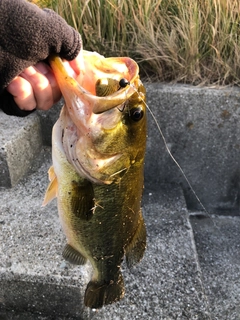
[32,0,240,85]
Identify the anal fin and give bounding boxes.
[125,213,146,268]
[62,244,87,265]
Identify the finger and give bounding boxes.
[6,76,37,111]
[19,65,54,111]
[34,62,62,104]
[68,51,84,76]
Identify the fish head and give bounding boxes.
[49,51,147,184]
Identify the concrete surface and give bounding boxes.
[0,83,240,319]
[191,214,240,320]
[37,101,62,146]
[0,110,42,188]
[145,84,240,215]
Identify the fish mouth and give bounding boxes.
[49,51,140,115]
[49,51,143,184]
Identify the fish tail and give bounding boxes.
[84,272,125,309]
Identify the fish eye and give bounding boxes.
[119,78,129,88]
[130,107,144,122]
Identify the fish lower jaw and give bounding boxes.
[68,152,123,185]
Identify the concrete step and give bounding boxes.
[145,83,240,214]
[0,147,210,319]
[0,110,42,188]
[191,214,240,320]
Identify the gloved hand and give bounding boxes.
[0,0,82,116]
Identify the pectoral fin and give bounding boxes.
[125,213,146,268]
[42,166,58,206]
[62,243,87,265]
[70,180,94,220]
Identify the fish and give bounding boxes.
[43,50,147,309]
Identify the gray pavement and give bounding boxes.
[0,111,42,188]
[0,83,240,319]
[145,83,240,214]
[191,214,240,320]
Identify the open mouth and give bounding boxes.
[49,51,140,114]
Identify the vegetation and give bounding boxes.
[31,0,240,85]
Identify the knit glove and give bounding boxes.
[0,0,82,116]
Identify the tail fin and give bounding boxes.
[84,273,124,309]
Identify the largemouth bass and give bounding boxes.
[43,50,147,309]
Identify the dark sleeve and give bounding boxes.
[0,90,35,117]
[0,0,82,116]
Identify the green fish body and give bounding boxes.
[43,51,147,309]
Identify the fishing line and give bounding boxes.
[145,103,209,215]
[124,80,210,217]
